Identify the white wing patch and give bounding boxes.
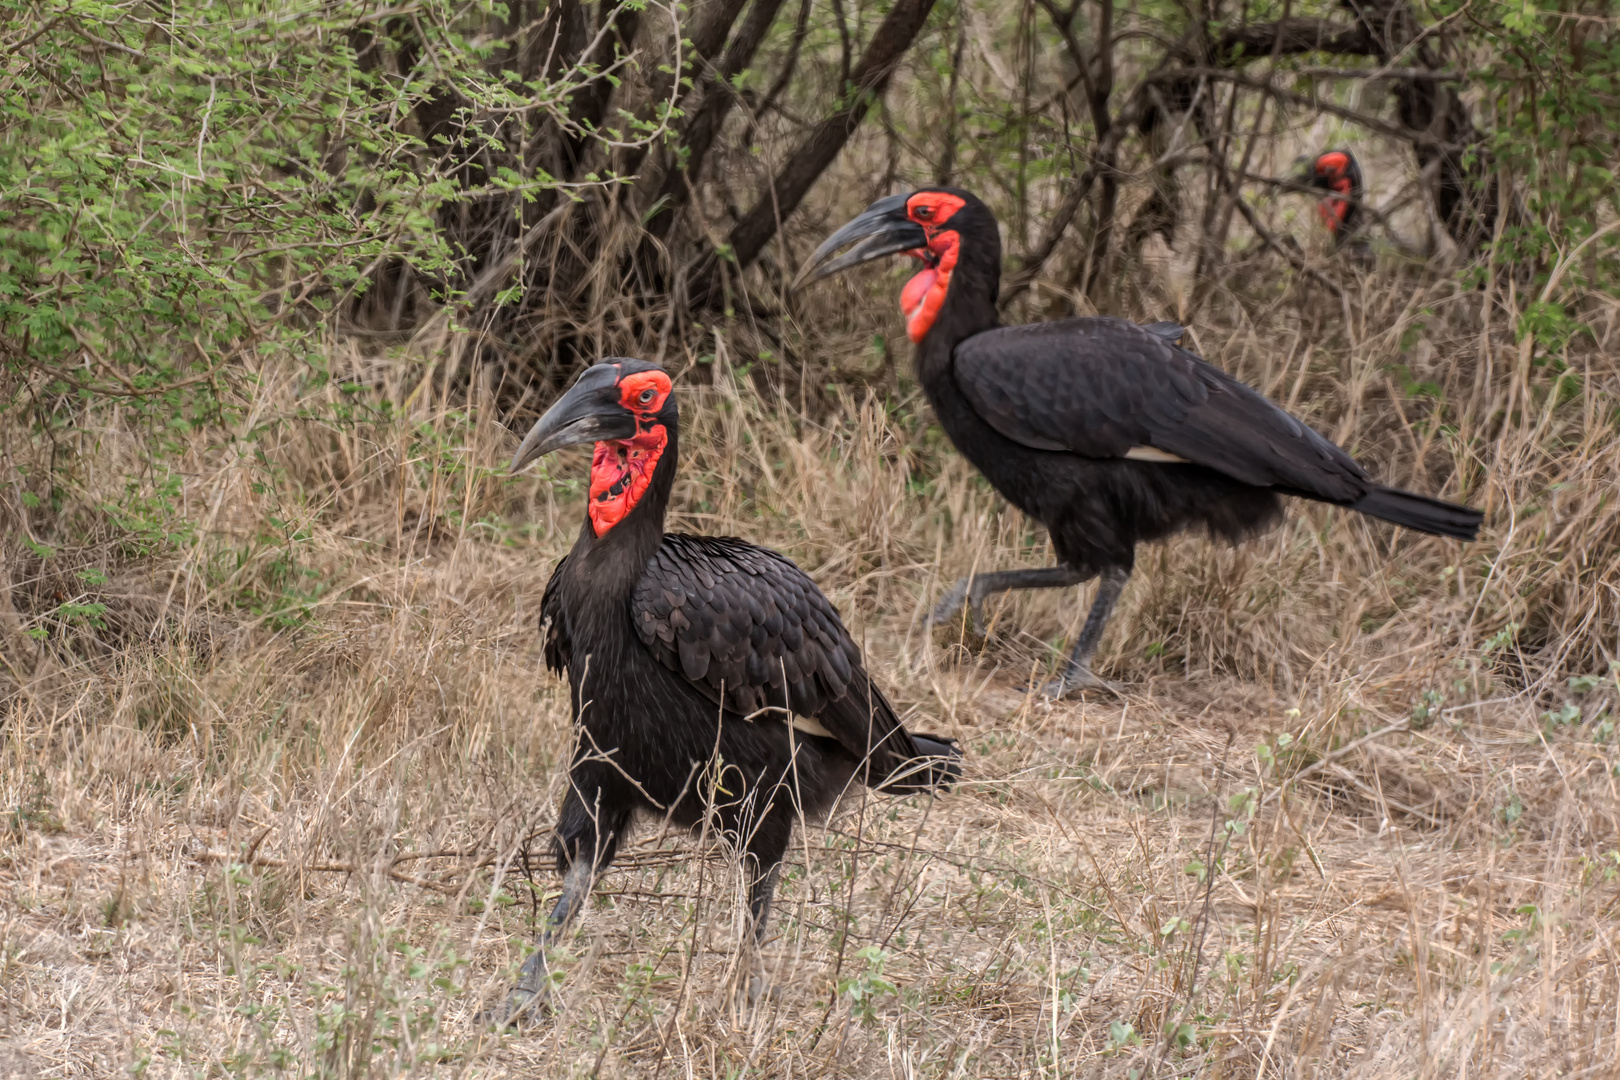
[791,716,836,739]
[1124,445,1189,464]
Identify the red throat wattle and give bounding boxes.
[900,191,968,343]
[1317,188,1352,231]
[903,237,958,342]
[588,369,672,536]
[1314,153,1354,232]
[589,429,667,535]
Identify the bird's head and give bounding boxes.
[793,188,1000,343]
[510,358,676,536]
[1295,149,1363,239]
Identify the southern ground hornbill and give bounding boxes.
[498,358,960,1022]
[1304,149,1364,245]
[794,187,1482,696]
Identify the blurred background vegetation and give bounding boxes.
[7,1,1620,1074]
[5,0,1620,677]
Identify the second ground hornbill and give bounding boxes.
[500,358,960,1022]
[1301,149,1364,248]
[795,188,1482,696]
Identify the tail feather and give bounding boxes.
[875,732,963,794]
[1350,485,1483,541]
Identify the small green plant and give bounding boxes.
[1482,623,1519,656]
[1225,788,1259,837]
[1411,689,1445,728]
[1500,792,1526,829]
[1108,1018,1141,1050]
[1165,1019,1198,1049]
[837,945,897,1024]
[1541,701,1582,733]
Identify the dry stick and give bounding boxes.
[1259,719,1410,809]
[648,708,732,1080]
[1226,185,1348,304]
[1206,0,1290,304]
[193,849,462,895]
[999,82,1149,308]
[1148,726,1234,1080]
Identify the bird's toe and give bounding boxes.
[928,583,966,622]
[480,987,551,1030]
[930,615,989,656]
[1037,670,1122,699]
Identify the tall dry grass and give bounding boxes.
[3,260,1620,1077]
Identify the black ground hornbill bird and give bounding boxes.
[499,358,960,1022]
[1301,149,1364,247]
[794,188,1482,696]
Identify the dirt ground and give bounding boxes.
[5,317,1620,1077]
[4,526,1617,1078]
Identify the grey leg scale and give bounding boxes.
[929,566,1089,636]
[497,859,595,1027]
[747,862,780,942]
[1042,566,1130,698]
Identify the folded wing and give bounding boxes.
[953,317,1372,504]
[632,534,953,787]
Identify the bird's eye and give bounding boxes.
[914,205,933,221]
[638,387,656,404]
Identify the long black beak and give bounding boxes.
[510,364,638,474]
[791,194,927,289]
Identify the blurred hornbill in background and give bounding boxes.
[500,359,960,1022]
[795,187,1481,696]
[1303,149,1364,248]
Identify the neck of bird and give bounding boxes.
[915,253,1000,382]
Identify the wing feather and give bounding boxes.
[538,556,572,675]
[632,534,922,772]
[953,317,1371,502]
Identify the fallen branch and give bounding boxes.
[191,832,723,897]
[1225,185,1348,303]
[193,849,464,895]
[1150,67,1465,152]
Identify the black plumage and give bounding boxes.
[500,359,960,1023]
[796,187,1483,694]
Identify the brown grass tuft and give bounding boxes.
[4,264,1620,1076]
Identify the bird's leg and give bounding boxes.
[930,566,1089,638]
[740,842,785,1008]
[1043,566,1130,698]
[493,784,626,1029]
[500,858,595,1026]
[747,862,780,943]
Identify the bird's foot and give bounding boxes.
[480,988,549,1031]
[1036,666,1123,700]
[929,581,988,652]
[933,573,965,625]
[933,582,978,634]
[931,620,989,658]
[482,951,557,1030]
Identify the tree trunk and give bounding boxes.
[720,0,940,277]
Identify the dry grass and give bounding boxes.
[4,267,1620,1078]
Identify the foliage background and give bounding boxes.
[4,0,1620,1074]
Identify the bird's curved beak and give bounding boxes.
[791,194,928,289]
[510,365,639,474]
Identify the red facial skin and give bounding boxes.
[588,369,672,536]
[1313,152,1354,233]
[901,192,968,343]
